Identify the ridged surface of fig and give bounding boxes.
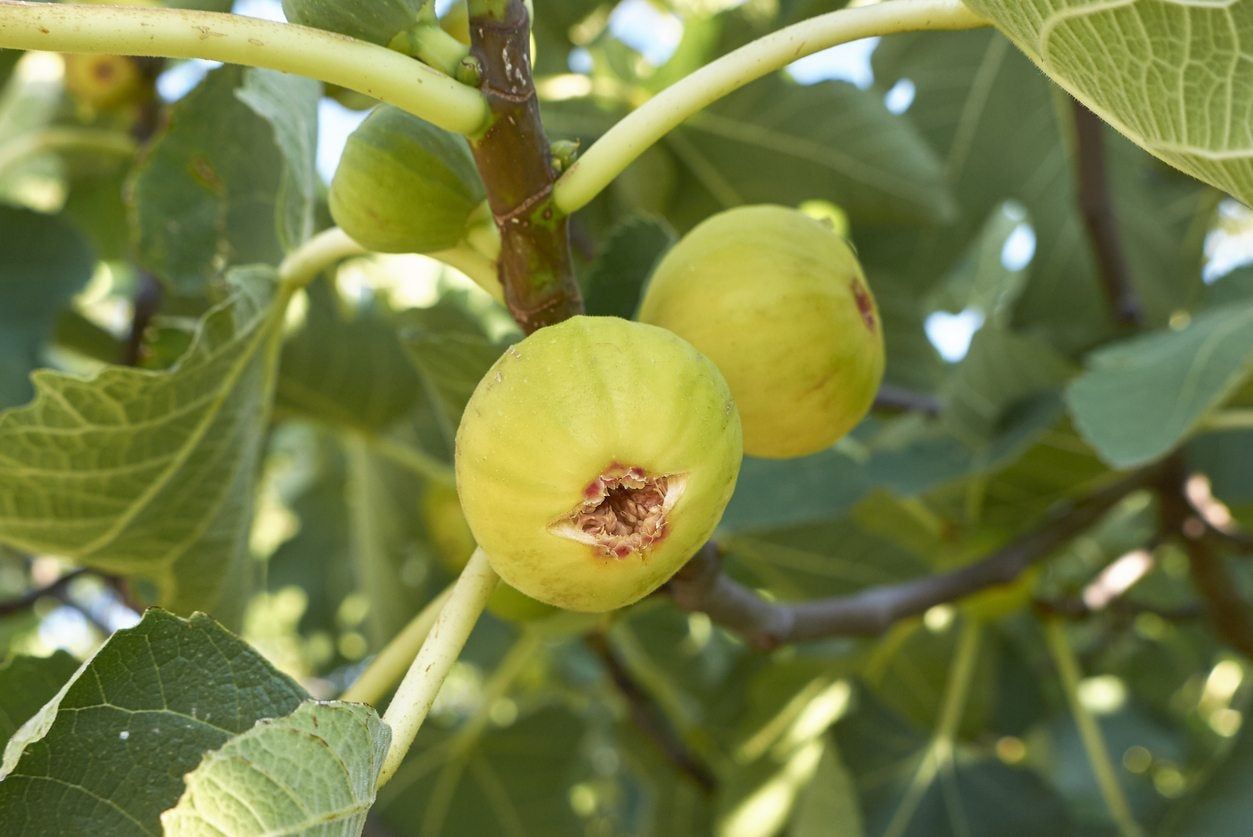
[330,105,484,254]
[638,204,885,459]
[455,316,743,613]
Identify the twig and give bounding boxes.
[1071,99,1142,328]
[667,470,1153,649]
[1159,460,1253,657]
[873,384,942,416]
[0,568,89,617]
[467,0,583,331]
[584,632,717,794]
[122,271,163,366]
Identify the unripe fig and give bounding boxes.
[638,205,885,459]
[282,0,422,46]
[63,54,145,111]
[420,484,558,623]
[455,316,743,613]
[329,105,484,254]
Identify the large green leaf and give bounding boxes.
[666,74,953,228]
[0,268,287,619]
[869,30,1212,351]
[278,277,425,433]
[0,651,78,752]
[375,706,589,835]
[1066,302,1253,468]
[964,0,1253,206]
[1164,705,1253,836]
[583,215,676,319]
[0,610,307,836]
[790,744,863,837]
[130,66,319,294]
[0,205,95,408]
[161,700,389,837]
[834,684,1072,837]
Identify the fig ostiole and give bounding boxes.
[329,105,485,254]
[638,204,886,460]
[454,316,743,613]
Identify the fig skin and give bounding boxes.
[420,484,558,623]
[329,105,484,254]
[638,204,885,460]
[455,316,743,613]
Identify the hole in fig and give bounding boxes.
[549,465,687,558]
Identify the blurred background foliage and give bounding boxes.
[2,0,1253,835]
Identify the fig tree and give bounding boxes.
[638,204,885,459]
[455,316,743,613]
[329,105,485,254]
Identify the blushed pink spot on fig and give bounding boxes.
[851,280,876,332]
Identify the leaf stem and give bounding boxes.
[0,1,489,135]
[1200,409,1253,432]
[1043,618,1143,837]
[0,126,136,182]
[363,432,455,487]
[378,547,498,787]
[342,583,456,706]
[429,243,504,303]
[277,227,365,292]
[551,0,987,213]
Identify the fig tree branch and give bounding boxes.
[873,384,942,416]
[551,0,988,214]
[667,469,1155,649]
[0,1,489,135]
[1070,100,1143,328]
[466,0,583,331]
[0,567,89,617]
[585,632,718,795]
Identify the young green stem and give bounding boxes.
[1044,618,1144,837]
[277,227,366,292]
[0,1,489,135]
[1201,409,1253,432]
[378,547,499,787]
[552,0,988,213]
[342,583,456,706]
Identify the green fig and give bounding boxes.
[329,105,485,254]
[455,316,743,613]
[638,204,885,459]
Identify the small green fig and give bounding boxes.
[282,0,423,46]
[63,54,146,111]
[638,204,885,459]
[329,105,484,254]
[455,316,743,613]
[420,484,558,623]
